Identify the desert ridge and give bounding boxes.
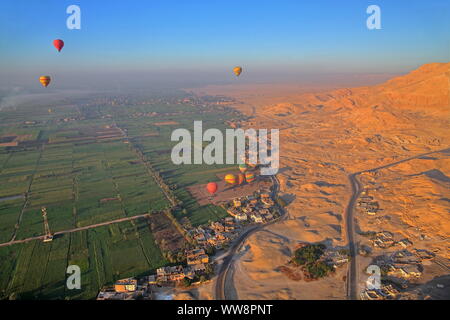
[191,62,450,300]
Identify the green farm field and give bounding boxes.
[0,92,239,299]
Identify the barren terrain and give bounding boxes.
[191,62,450,299]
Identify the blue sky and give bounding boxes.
[0,0,448,83]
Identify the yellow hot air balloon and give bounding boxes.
[233,66,242,77]
[39,76,51,88]
[224,174,236,185]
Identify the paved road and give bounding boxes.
[345,147,449,300]
[215,175,287,300]
[214,224,263,300]
[0,213,151,248]
[346,173,363,300]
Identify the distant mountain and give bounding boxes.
[262,63,449,130]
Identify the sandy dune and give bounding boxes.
[192,62,449,299]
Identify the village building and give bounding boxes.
[388,264,422,278]
[157,265,186,282]
[224,217,234,224]
[187,248,209,265]
[262,212,274,221]
[397,238,413,248]
[147,275,157,285]
[114,278,137,293]
[363,290,383,300]
[227,209,248,221]
[391,250,420,264]
[190,263,206,273]
[210,221,225,233]
[250,213,264,223]
[414,249,434,260]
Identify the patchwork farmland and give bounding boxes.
[0,92,239,299]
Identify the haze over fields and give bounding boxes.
[192,62,450,299]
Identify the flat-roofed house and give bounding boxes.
[114,278,137,293]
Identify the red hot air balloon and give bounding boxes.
[206,182,218,195]
[237,173,245,185]
[53,39,64,52]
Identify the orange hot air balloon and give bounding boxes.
[245,172,255,183]
[239,163,247,173]
[206,182,218,195]
[53,39,64,52]
[237,173,245,185]
[39,76,51,88]
[224,174,236,185]
[233,66,242,77]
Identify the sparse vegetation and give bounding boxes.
[292,244,326,266]
[291,244,334,279]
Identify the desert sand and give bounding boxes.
[190,62,450,299]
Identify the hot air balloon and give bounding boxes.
[53,39,64,52]
[39,76,51,88]
[239,164,247,173]
[224,174,236,185]
[206,182,218,195]
[233,66,242,77]
[237,173,245,185]
[245,172,255,183]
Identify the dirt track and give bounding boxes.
[0,213,151,248]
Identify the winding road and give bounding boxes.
[345,147,450,300]
[215,174,288,300]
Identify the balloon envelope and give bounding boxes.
[206,182,218,195]
[53,39,64,52]
[237,173,245,185]
[39,76,51,88]
[245,172,255,183]
[233,66,242,77]
[239,164,247,173]
[224,174,236,184]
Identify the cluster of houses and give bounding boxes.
[368,231,413,250]
[151,248,210,283]
[189,217,240,249]
[97,248,213,300]
[96,188,281,300]
[359,248,434,300]
[362,284,399,300]
[368,233,425,280]
[97,278,144,300]
[360,249,432,300]
[370,231,395,248]
[384,249,427,280]
[226,191,278,224]
[357,193,380,216]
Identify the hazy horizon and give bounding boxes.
[1,0,449,91]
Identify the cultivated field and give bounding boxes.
[0,91,239,299]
